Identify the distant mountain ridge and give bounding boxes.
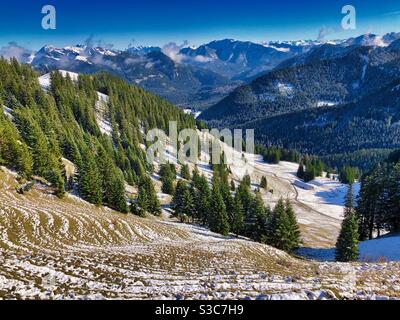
[22,32,400,112]
[199,33,400,163]
[31,44,236,109]
[28,39,319,109]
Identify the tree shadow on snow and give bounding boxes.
[296,247,336,262]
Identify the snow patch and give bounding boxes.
[317,101,338,107]
[2,105,13,119]
[277,82,294,96]
[360,235,400,262]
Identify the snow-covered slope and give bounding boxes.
[38,70,79,90]
[150,127,355,248]
[360,235,400,262]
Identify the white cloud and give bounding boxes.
[161,41,189,63]
[0,42,33,63]
[193,55,214,63]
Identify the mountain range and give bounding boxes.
[31,44,236,109]
[26,38,332,109]
[199,34,400,166]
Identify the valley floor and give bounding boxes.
[0,168,399,300]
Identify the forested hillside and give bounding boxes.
[199,42,400,169]
[0,58,195,212]
[0,59,302,253]
[246,79,400,157]
[357,150,400,240]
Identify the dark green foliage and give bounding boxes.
[323,149,393,173]
[297,163,305,180]
[296,157,324,182]
[268,199,301,253]
[162,175,175,195]
[256,145,301,164]
[130,198,143,217]
[192,174,211,225]
[231,193,244,236]
[0,112,33,178]
[172,180,190,222]
[0,59,196,210]
[159,163,176,195]
[137,176,161,216]
[336,213,359,262]
[236,179,254,222]
[242,174,251,188]
[13,107,65,195]
[180,164,191,180]
[263,147,281,164]
[284,200,301,250]
[357,157,400,240]
[181,187,195,222]
[339,167,360,184]
[97,146,128,213]
[260,176,268,190]
[191,166,200,184]
[246,192,266,239]
[209,180,230,236]
[344,184,355,218]
[77,148,102,206]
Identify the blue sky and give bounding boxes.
[1,0,400,49]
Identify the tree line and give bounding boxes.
[356,151,400,240]
[168,155,301,253]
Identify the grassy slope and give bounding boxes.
[1,168,399,300]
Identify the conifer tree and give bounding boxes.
[180,164,191,180]
[285,200,301,251]
[0,114,33,178]
[109,172,128,213]
[231,193,244,236]
[172,180,188,221]
[181,187,195,223]
[256,206,272,244]
[230,180,236,191]
[136,186,149,217]
[246,192,266,240]
[336,213,360,262]
[130,198,144,217]
[137,176,161,216]
[77,148,102,206]
[192,175,211,225]
[304,163,316,182]
[97,146,127,213]
[159,164,176,195]
[242,174,251,188]
[268,199,300,252]
[192,165,200,184]
[162,174,175,195]
[344,184,355,218]
[236,179,253,221]
[260,176,268,190]
[297,162,305,180]
[209,180,230,236]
